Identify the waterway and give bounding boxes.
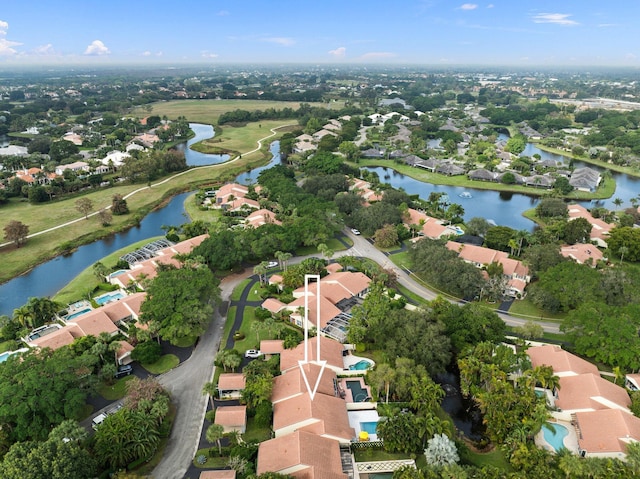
[0,123,271,316]
[0,124,637,315]
[174,123,229,166]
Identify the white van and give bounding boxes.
[91,413,108,430]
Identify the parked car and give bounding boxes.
[350,228,361,235]
[114,364,133,379]
[92,413,108,430]
[245,349,263,359]
[267,261,279,268]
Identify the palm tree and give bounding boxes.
[206,424,225,455]
[202,382,217,410]
[12,305,35,329]
[613,197,624,209]
[275,250,292,271]
[619,245,629,264]
[253,262,268,286]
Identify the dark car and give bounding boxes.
[114,364,133,379]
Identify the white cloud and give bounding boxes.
[328,47,346,57]
[459,3,478,10]
[532,13,579,26]
[33,44,55,55]
[359,52,395,60]
[84,40,111,56]
[0,20,22,56]
[201,51,219,58]
[598,23,618,28]
[261,37,295,46]
[142,51,151,56]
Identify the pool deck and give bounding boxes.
[343,354,375,369]
[340,377,372,403]
[348,409,381,441]
[535,419,580,454]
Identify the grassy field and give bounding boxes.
[142,354,180,374]
[355,159,616,200]
[131,99,328,125]
[97,375,135,400]
[0,121,293,285]
[192,119,299,160]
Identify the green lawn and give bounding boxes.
[460,446,512,470]
[131,99,329,126]
[191,119,299,160]
[97,375,135,400]
[142,354,180,374]
[508,298,567,322]
[172,335,197,348]
[193,448,228,469]
[243,416,272,443]
[183,192,222,223]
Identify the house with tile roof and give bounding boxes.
[405,208,459,240]
[560,243,605,266]
[569,167,601,192]
[279,336,346,375]
[555,373,631,418]
[199,471,236,479]
[272,363,340,404]
[217,373,246,400]
[575,409,640,459]
[245,208,282,228]
[214,405,247,433]
[446,241,530,297]
[526,345,599,378]
[567,204,613,248]
[256,430,347,479]
[272,392,355,443]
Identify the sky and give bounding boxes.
[0,0,639,67]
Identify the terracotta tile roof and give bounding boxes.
[326,263,343,274]
[567,204,612,243]
[29,326,80,350]
[218,373,246,391]
[271,363,339,403]
[69,310,119,337]
[576,409,640,454]
[446,241,529,278]
[261,298,286,314]
[273,392,354,442]
[120,292,145,316]
[560,243,604,265]
[260,339,285,354]
[288,295,341,329]
[280,336,345,373]
[216,183,249,202]
[246,209,282,227]
[526,345,599,376]
[556,373,631,412]
[214,405,247,428]
[257,430,346,478]
[199,471,236,479]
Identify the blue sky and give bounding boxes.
[0,1,638,66]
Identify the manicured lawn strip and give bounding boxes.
[231,279,252,301]
[75,403,94,422]
[353,449,410,462]
[395,284,429,306]
[233,307,262,351]
[247,284,267,301]
[192,448,227,468]
[222,306,237,347]
[53,236,164,305]
[97,375,135,400]
[0,122,291,284]
[0,340,15,353]
[460,446,512,470]
[172,335,197,348]
[132,99,329,126]
[142,354,180,374]
[354,159,615,200]
[507,298,567,322]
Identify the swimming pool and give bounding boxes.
[0,352,11,363]
[542,422,569,452]
[95,291,125,305]
[109,270,128,278]
[345,380,370,402]
[66,308,92,321]
[360,421,378,435]
[349,359,373,371]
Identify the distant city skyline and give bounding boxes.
[1,1,638,67]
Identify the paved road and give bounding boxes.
[339,232,561,334]
[152,272,247,479]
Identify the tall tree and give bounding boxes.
[75,197,94,219]
[206,424,225,455]
[3,220,29,247]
